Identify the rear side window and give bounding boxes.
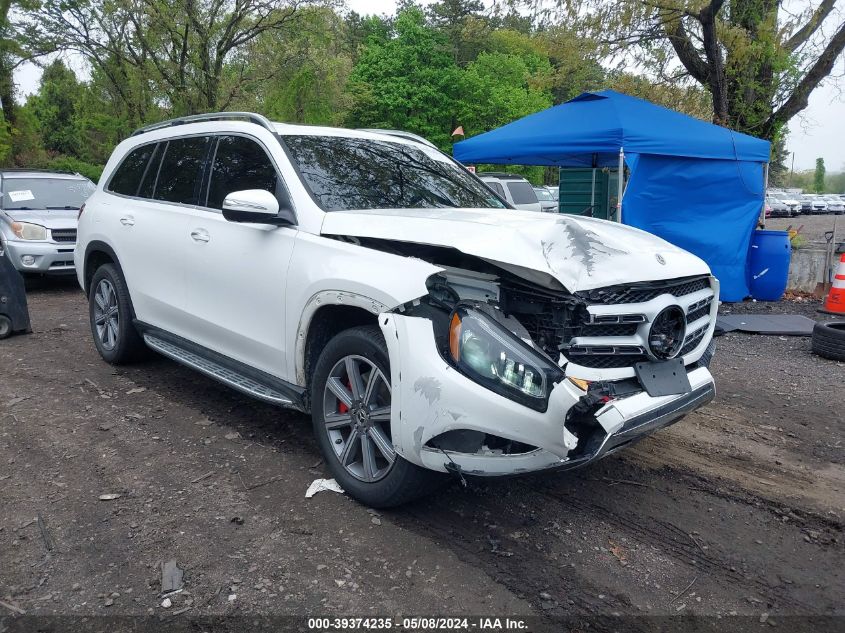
[154,137,210,205]
[507,181,538,205]
[206,136,279,210]
[108,143,157,196]
[486,181,505,198]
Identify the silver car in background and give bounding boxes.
[0,170,95,276]
[823,196,844,214]
[533,186,559,213]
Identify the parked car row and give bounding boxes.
[767,188,844,217]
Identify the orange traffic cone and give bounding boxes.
[821,253,845,314]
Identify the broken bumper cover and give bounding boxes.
[380,313,715,477]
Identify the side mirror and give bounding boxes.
[222,189,292,225]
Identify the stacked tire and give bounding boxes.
[811,322,845,361]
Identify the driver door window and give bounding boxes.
[205,135,282,210]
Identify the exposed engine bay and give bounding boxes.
[335,235,717,464]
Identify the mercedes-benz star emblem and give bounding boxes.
[656,254,666,265]
[648,305,686,359]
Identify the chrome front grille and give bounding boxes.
[562,275,716,372]
[577,276,710,305]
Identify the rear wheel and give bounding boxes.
[88,264,146,364]
[311,325,446,507]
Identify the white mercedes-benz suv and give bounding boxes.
[76,112,717,507]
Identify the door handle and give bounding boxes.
[190,229,210,243]
[120,216,135,226]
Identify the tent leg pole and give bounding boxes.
[617,147,624,223]
[760,162,769,227]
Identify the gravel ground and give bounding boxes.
[1,281,843,630]
[766,214,843,246]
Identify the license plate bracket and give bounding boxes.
[634,358,691,397]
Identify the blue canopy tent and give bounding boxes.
[453,90,771,301]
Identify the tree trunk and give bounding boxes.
[0,55,14,128]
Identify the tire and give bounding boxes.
[0,314,11,339]
[811,321,845,362]
[311,325,447,508]
[88,263,146,364]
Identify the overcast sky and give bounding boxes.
[13,0,844,172]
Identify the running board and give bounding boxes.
[143,334,297,408]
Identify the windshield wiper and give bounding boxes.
[5,206,34,210]
[46,205,80,210]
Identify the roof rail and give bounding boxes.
[131,112,276,137]
[477,171,523,179]
[357,128,437,149]
[0,168,81,176]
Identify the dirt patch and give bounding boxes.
[1,283,843,623]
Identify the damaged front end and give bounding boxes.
[378,263,717,477]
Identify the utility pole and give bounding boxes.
[789,152,795,188]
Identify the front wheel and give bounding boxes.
[311,325,446,507]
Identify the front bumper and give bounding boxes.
[3,239,76,274]
[380,313,715,477]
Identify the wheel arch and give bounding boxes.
[296,291,388,388]
[83,241,123,296]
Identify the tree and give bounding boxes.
[28,60,83,155]
[27,0,316,117]
[346,6,462,149]
[0,108,11,165]
[606,72,712,119]
[0,0,22,129]
[814,157,826,193]
[427,0,485,65]
[241,7,353,125]
[458,50,552,136]
[553,0,845,141]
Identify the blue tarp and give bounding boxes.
[454,90,771,301]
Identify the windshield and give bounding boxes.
[2,177,95,210]
[282,135,507,211]
[534,188,553,201]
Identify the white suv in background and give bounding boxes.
[479,172,542,212]
[76,112,718,507]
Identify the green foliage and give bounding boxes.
[9,105,46,166]
[42,155,103,182]
[814,158,826,194]
[554,0,845,141]
[242,7,353,125]
[458,50,552,136]
[346,6,462,149]
[826,170,845,195]
[27,60,83,155]
[4,0,720,183]
[0,107,11,166]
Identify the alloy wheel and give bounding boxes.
[322,355,395,482]
[93,279,119,350]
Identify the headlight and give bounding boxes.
[11,222,47,241]
[448,304,563,411]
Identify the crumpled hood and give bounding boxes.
[3,208,78,230]
[320,207,710,292]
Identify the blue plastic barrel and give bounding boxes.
[749,230,791,301]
